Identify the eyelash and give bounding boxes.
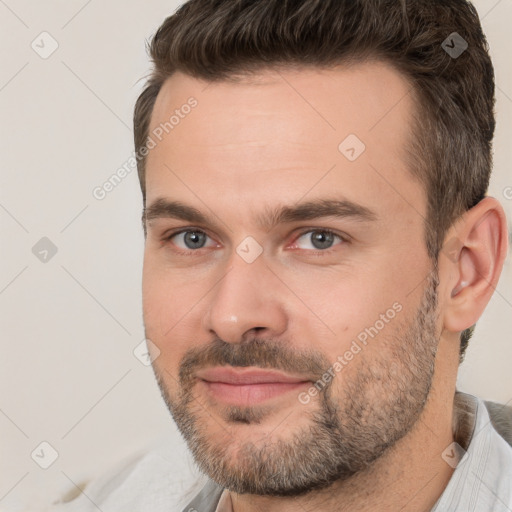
[161,227,349,256]
[291,228,347,252]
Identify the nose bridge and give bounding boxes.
[202,249,287,343]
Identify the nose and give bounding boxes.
[202,252,288,343]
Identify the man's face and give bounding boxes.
[142,62,440,494]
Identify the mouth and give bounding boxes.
[196,366,312,406]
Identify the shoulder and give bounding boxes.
[484,399,512,446]
[50,436,202,512]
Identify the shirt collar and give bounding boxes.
[214,488,233,512]
[431,392,512,511]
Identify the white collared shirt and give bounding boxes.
[431,394,512,511]
[214,489,233,512]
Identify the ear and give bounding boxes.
[440,197,509,334]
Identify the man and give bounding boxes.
[135,0,512,510]
[54,0,512,511]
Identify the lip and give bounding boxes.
[196,366,312,406]
[197,366,311,385]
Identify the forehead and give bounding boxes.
[145,62,424,225]
[149,62,415,142]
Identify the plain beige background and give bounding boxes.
[0,0,511,510]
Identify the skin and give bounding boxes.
[141,62,508,511]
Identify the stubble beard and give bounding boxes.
[151,270,440,496]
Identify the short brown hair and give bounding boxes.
[133,0,496,361]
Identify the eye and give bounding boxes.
[292,229,345,251]
[167,230,217,251]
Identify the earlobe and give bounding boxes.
[442,197,508,334]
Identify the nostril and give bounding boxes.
[243,327,266,339]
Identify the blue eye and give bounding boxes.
[163,228,345,255]
[169,230,216,250]
[294,230,343,250]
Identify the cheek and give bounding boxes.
[142,277,189,383]
[287,263,413,361]
[142,257,214,378]
[283,265,367,319]
[142,254,201,333]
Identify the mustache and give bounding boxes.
[178,337,331,386]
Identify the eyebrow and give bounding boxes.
[143,197,377,232]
